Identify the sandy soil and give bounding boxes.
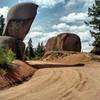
[0,53,100,100]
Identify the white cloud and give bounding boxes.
[24,31,57,47]
[82,42,93,52]
[18,0,30,3]
[70,25,89,33]
[25,31,43,39]
[52,23,89,33]
[18,0,65,7]
[52,23,70,31]
[60,12,88,23]
[64,0,94,11]
[77,31,91,42]
[31,26,44,31]
[0,7,9,18]
[32,0,65,7]
[24,31,44,47]
[18,0,21,3]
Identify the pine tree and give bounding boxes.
[36,42,45,57]
[25,38,35,59]
[0,15,5,36]
[86,0,100,54]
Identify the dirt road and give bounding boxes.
[0,60,100,100]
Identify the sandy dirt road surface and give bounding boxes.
[0,54,100,100]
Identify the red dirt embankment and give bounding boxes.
[0,60,36,90]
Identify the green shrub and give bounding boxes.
[0,48,16,70]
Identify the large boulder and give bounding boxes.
[0,36,25,59]
[3,3,38,41]
[45,33,81,52]
[45,37,57,51]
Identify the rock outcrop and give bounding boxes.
[1,3,38,59]
[45,33,81,52]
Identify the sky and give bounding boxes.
[0,0,95,52]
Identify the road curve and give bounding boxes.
[0,61,100,100]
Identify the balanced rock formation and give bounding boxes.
[1,3,38,59]
[45,33,81,52]
[3,2,38,40]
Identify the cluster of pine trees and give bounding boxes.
[25,38,45,60]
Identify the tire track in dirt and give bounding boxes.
[0,62,100,100]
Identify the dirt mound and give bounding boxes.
[43,51,91,64]
[0,60,36,90]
